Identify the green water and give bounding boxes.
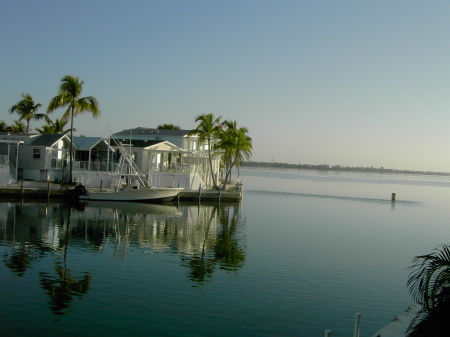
[2,168,450,336]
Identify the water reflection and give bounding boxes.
[1,200,246,315]
[181,204,246,285]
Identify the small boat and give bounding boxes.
[74,134,183,202]
[78,185,183,202]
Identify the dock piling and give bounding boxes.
[324,330,332,337]
[391,193,396,202]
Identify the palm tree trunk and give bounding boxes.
[69,107,74,184]
[207,138,218,189]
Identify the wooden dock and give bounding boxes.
[0,184,242,202]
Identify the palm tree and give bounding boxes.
[47,75,100,184]
[188,113,222,189]
[216,121,252,189]
[406,244,450,336]
[9,93,45,133]
[9,121,27,133]
[157,123,181,130]
[36,117,71,134]
[0,120,10,132]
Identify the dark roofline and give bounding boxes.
[114,127,193,137]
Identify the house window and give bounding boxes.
[33,148,41,159]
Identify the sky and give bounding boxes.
[1,0,449,172]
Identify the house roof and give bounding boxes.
[110,138,188,153]
[29,134,75,147]
[144,141,188,153]
[73,137,112,151]
[112,139,164,148]
[114,127,193,138]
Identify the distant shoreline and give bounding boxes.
[241,161,450,177]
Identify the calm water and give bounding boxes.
[2,168,450,336]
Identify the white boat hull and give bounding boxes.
[79,187,183,202]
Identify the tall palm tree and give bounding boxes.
[188,113,222,189]
[407,244,450,336]
[9,93,45,133]
[47,75,100,184]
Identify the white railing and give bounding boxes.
[72,161,117,172]
[8,161,17,181]
[149,164,191,174]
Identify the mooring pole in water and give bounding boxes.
[47,180,50,200]
[198,185,202,204]
[21,179,24,200]
[218,186,221,205]
[100,180,103,191]
[391,193,396,202]
[325,330,332,337]
[353,313,361,337]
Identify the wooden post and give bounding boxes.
[325,330,332,337]
[20,179,24,200]
[100,180,103,191]
[47,180,50,200]
[391,193,396,202]
[354,313,361,337]
[198,185,202,204]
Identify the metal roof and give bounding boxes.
[30,134,73,147]
[73,137,108,151]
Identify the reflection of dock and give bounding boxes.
[81,200,182,215]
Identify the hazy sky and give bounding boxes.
[1,1,449,171]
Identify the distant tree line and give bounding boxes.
[241,161,450,176]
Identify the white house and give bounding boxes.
[0,133,74,182]
[0,128,223,190]
[113,127,222,189]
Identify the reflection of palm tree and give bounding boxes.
[183,205,218,284]
[182,205,246,285]
[407,244,450,336]
[40,264,91,315]
[3,247,34,277]
[40,206,92,315]
[214,205,246,270]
